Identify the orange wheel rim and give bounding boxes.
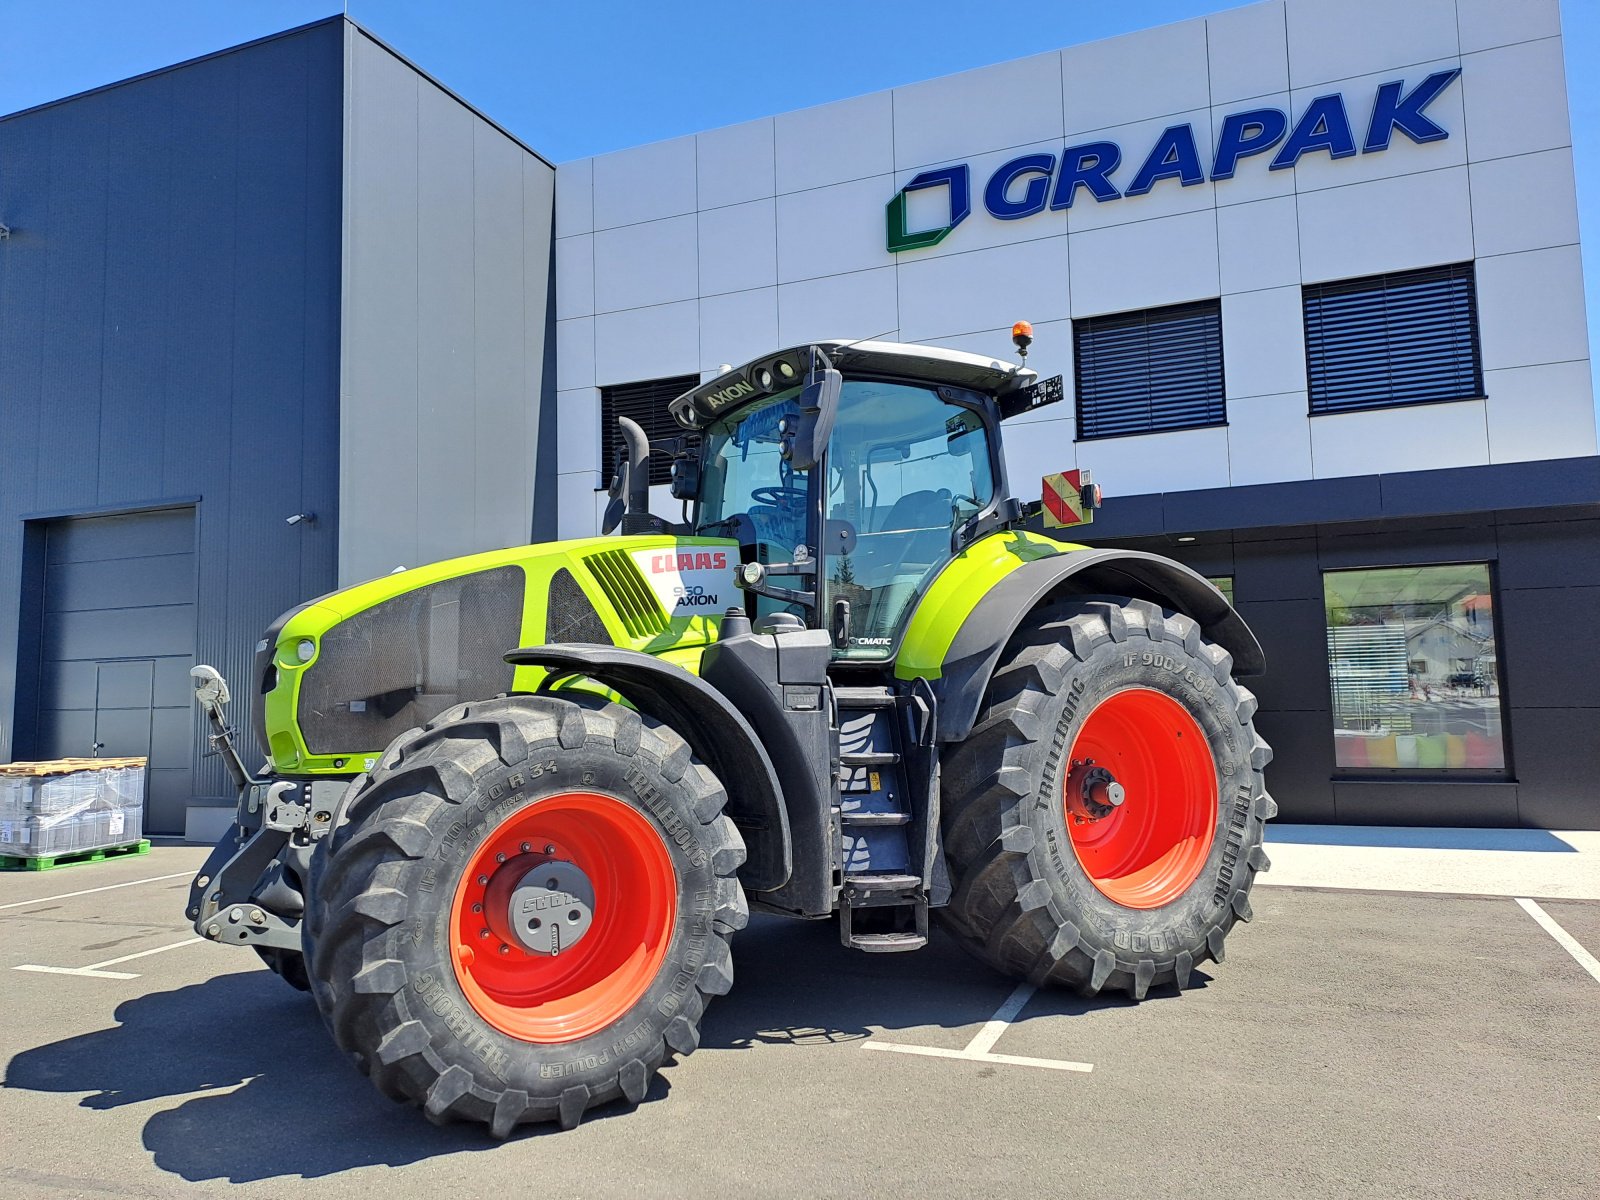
[449,791,677,1043]
[1064,688,1217,909]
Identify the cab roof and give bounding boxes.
[670,339,1035,429]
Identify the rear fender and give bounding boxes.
[929,549,1265,742]
[505,644,792,892]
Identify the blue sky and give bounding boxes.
[3,0,1597,405]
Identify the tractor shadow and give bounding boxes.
[2,917,1202,1183]
[701,913,1209,1052]
[1,969,660,1183]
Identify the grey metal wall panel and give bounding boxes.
[0,21,345,815]
[338,26,555,585]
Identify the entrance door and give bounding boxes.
[30,508,197,834]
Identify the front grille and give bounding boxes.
[296,566,525,756]
[582,550,667,639]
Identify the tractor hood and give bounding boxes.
[253,535,738,775]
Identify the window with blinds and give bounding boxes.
[599,373,700,487]
[1303,262,1483,416]
[1073,300,1226,440]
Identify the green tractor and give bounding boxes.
[187,333,1274,1134]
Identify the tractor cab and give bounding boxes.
[667,341,1039,659]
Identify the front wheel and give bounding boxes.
[940,598,1276,999]
[303,695,746,1134]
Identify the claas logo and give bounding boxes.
[649,551,729,573]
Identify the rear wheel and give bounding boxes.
[940,597,1276,999]
[303,694,746,1134]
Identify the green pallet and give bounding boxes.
[0,839,151,872]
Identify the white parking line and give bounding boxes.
[1516,898,1600,985]
[862,982,1094,1073]
[14,936,204,980]
[0,871,193,911]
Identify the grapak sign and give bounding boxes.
[886,69,1461,252]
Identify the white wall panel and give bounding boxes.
[555,158,592,238]
[1227,392,1314,485]
[697,117,774,210]
[1069,209,1218,316]
[1222,288,1306,400]
[897,236,1069,342]
[1475,245,1590,372]
[1484,361,1598,463]
[1468,149,1580,258]
[1207,3,1290,105]
[1063,18,1209,133]
[930,320,1073,426]
[556,471,601,539]
[554,234,593,320]
[1217,195,1302,294]
[593,214,698,312]
[555,387,600,476]
[777,175,894,283]
[1283,0,1458,89]
[555,317,594,391]
[1296,166,1473,282]
[1459,37,1572,163]
[777,267,898,347]
[591,135,697,230]
[1456,0,1561,55]
[700,287,779,372]
[775,91,894,194]
[698,199,777,297]
[593,300,699,385]
[1077,425,1232,494]
[893,51,1063,173]
[1001,415,1077,486]
[1310,400,1488,478]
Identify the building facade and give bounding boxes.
[551,0,1599,827]
[2,0,1596,833]
[0,19,557,835]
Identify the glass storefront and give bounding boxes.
[1323,564,1506,772]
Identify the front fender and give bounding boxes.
[916,548,1265,743]
[505,644,792,892]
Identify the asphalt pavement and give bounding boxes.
[1,841,1596,1199]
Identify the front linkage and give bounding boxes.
[186,666,327,982]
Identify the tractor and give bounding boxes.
[186,330,1275,1135]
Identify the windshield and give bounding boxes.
[693,379,994,653]
[824,381,994,658]
[697,387,809,566]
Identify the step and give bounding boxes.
[833,686,897,710]
[843,872,922,892]
[840,811,910,827]
[840,751,900,767]
[845,930,928,953]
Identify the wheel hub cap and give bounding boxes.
[1065,760,1126,822]
[486,857,596,956]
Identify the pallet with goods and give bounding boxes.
[0,758,148,870]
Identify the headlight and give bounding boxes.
[296,639,316,663]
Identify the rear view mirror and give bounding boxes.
[670,455,700,500]
[783,349,841,472]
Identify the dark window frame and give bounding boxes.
[1303,262,1485,417]
[1073,299,1228,442]
[599,373,701,488]
[1321,559,1513,783]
